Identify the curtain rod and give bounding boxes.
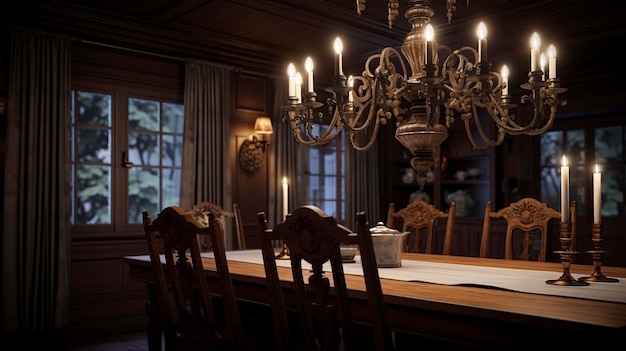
[75,38,256,75]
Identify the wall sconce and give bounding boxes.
[239,117,273,173]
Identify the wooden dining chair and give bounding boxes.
[233,203,246,250]
[479,198,569,261]
[257,205,394,351]
[143,206,246,351]
[189,201,239,250]
[386,201,456,255]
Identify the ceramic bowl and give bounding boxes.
[466,167,483,177]
[340,245,358,262]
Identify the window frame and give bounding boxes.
[71,44,184,237]
[540,112,626,222]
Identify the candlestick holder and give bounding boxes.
[578,224,619,283]
[546,222,589,286]
[276,242,290,260]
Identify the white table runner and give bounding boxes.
[201,250,626,304]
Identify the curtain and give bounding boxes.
[3,28,71,333]
[347,141,381,230]
[180,60,232,209]
[269,76,299,228]
[180,61,232,246]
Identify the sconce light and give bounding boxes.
[239,117,273,173]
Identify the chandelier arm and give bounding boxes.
[462,102,506,149]
[348,120,380,151]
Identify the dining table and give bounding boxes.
[124,249,626,350]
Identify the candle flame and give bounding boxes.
[595,164,600,173]
[283,176,287,185]
[562,155,568,167]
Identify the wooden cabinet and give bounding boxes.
[380,118,503,255]
[381,124,500,219]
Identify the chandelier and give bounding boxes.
[282,0,566,187]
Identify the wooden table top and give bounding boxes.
[125,251,626,349]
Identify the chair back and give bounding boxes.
[233,203,246,250]
[143,206,245,350]
[480,198,564,261]
[189,201,235,251]
[386,201,456,254]
[258,205,394,351]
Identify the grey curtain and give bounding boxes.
[269,76,299,228]
[3,29,71,333]
[347,142,381,229]
[180,61,232,212]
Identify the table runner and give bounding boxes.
[201,250,626,304]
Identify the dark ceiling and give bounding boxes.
[4,0,626,104]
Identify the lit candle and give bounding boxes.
[295,72,302,103]
[424,24,434,65]
[476,22,487,63]
[305,57,314,93]
[530,32,541,72]
[547,44,557,79]
[348,75,354,102]
[501,65,509,96]
[593,164,601,225]
[561,155,570,223]
[282,177,288,220]
[334,37,344,76]
[287,63,296,97]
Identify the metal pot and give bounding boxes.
[369,222,408,268]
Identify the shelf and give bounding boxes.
[441,180,490,185]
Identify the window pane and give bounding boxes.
[77,91,111,126]
[71,91,113,225]
[540,131,562,166]
[298,124,345,223]
[129,131,160,166]
[162,135,183,167]
[567,129,585,164]
[163,102,185,133]
[77,127,111,163]
[129,98,160,131]
[595,126,623,162]
[76,165,111,224]
[128,98,184,224]
[603,164,624,216]
[128,167,160,223]
[163,168,182,207]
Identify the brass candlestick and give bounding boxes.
[275,242,290,260]
[578,224,619,283]
[546,222,589,286]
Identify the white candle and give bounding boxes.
[530,32,541,72]
[561,156,570,223]
[501,65,509,96]
[305,57,314,93]
[476,22,487,63]
[282,177,288,220]
[287,63,296,97]
[334,37,343,76]
[295,72,302,103]
[547,44,557,79]
[424,24,434,65]
[593,164,601,224]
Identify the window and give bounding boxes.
[540,116,625,219]
[298,124,346,223]
[70,91,184,227]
